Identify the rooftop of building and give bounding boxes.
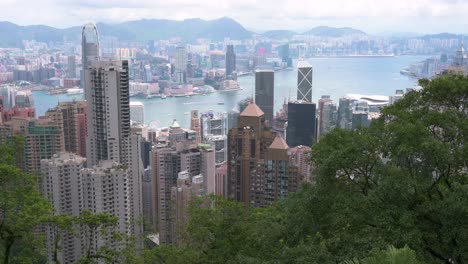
[240,102,264,117]
[297,59,312,69]
[269,135,289,150]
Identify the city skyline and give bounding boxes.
[1,0,468,34]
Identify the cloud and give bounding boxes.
[1,0,467,33]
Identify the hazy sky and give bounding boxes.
[1,0,468,34]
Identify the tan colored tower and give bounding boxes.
[227,102,275,207]
[190,110,201,143]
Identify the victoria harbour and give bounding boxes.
[32,56,423,128]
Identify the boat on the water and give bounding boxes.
[67,88,84,95]
[161,94,167,99]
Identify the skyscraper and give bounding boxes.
[318,96,337,138]
[68,55,76,78]
[286,101,316,148]
[190,110,201,143]
[297,60,313,103]
[81,23,99,89]
[130,101,145,125]
[225,44,236,79]
[255,70,274,123]
[175,46,187,84]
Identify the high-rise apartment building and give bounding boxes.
[297,60,313,103]
[84,58,144,247]
[255,70,274,123]
[286,101,316,148]
[55,101,87,157]
[225,44,236,79]
[85,60,131,166]
[151,140,215,244]
[227,103,276,206]
[170,172,204,244]
[288,145,312,182]
[68,55,76,78]
[252,136,301,207]
[41,153,86,264]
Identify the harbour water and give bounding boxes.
[32,56,425,128]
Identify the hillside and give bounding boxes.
[303,26,367,37]
[0,17,251,47]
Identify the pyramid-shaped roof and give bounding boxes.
[170,119,180,128]
[240,103,264,117]
[297,59,312,69]
[269,135,289,150]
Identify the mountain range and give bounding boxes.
[0,17,464,48]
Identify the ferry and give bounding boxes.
[147,94,161,99]
[67,88,84,95]
[161,94,167,99]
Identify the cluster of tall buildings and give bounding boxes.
[1,23,145,263]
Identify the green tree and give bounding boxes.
[0,139,52,264]
[344,245,421,264]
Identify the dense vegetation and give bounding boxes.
[0,74,466,263]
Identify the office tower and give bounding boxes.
[252,135,301,207]
[278,44,292,67]
[130,101,145,125]
[255,70,274,123]
[288,145,312,182]
[227,103,276,206]
[68,55,76,78]
[82,23,99,71]
[318,96,337,138]
[175,46,187,84]
[144,64,152,82]
[190,110,201,143]
[41,153,86,264]
[337,97,356,129]
[14,90,34,108]
[297,60,313,103]
[85,60,131,166]
[170,172,204,244]
[81,23,99,89]
[225,44,236,79]
[286,101,316,148]
[453,42,465,67]
[56,101,87,158]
